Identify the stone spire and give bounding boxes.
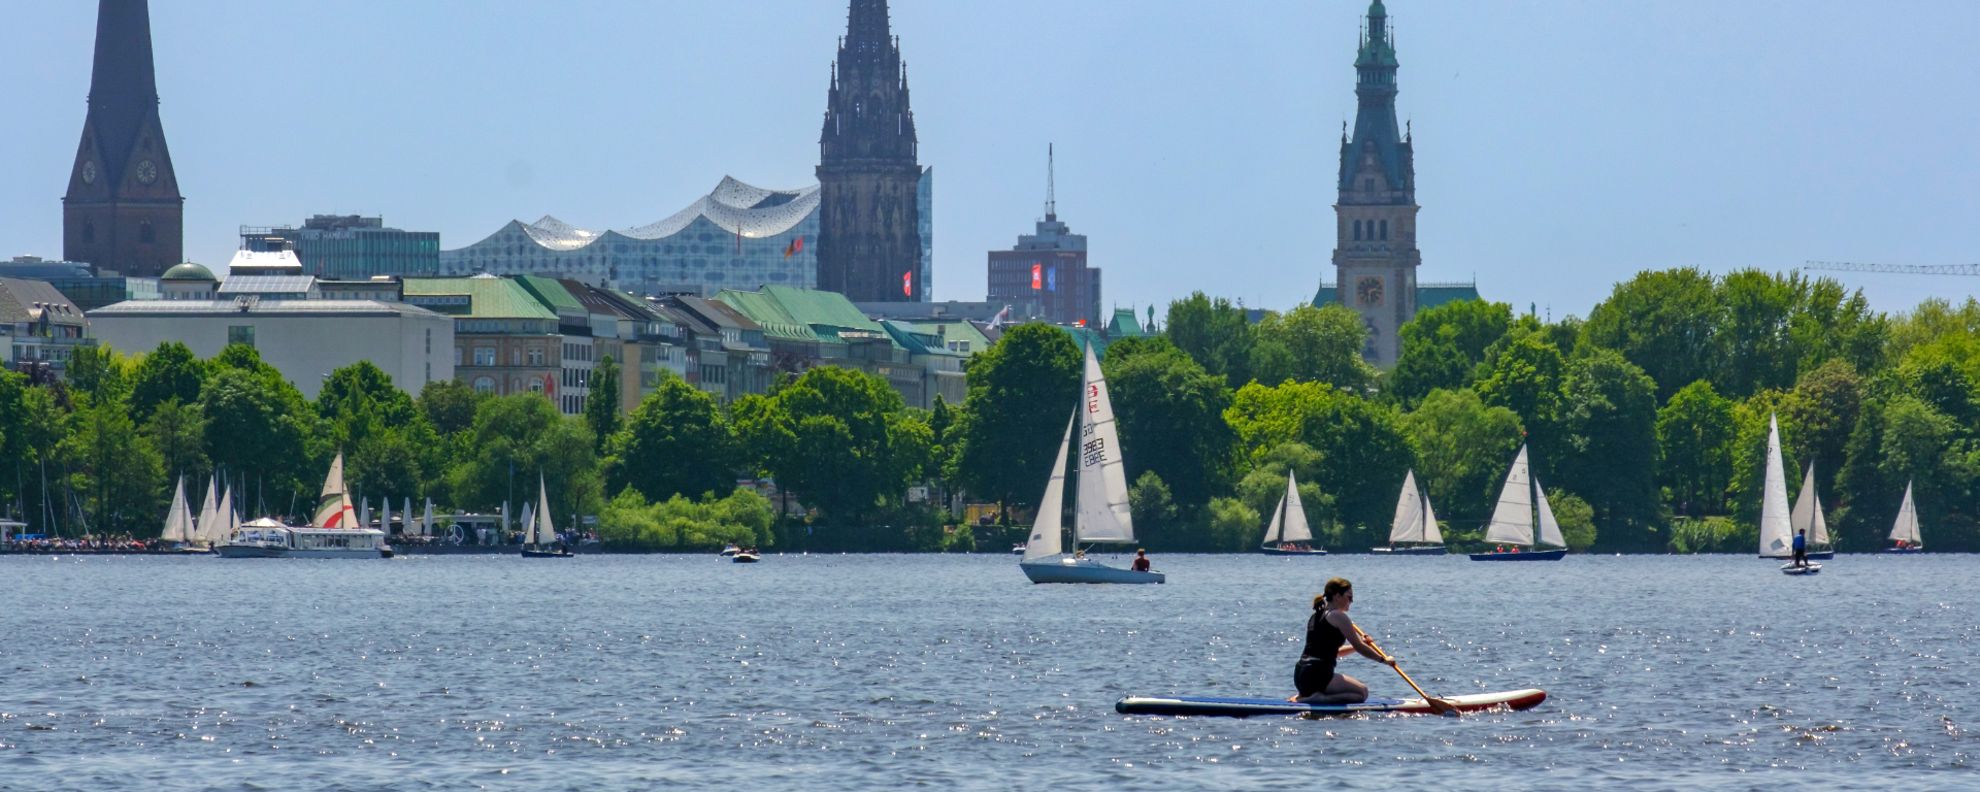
[820,0,917,162]
[65,0,183,277]
[816,0,924,302]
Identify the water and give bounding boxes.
[0,553,1972,790]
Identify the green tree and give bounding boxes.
[65,343,130,405]
[1476,327,1567,450]
[1103,339,1238,515]
[1544,488,1599,551]
[144,397,209,481]
[1402,388,1525,525]
[128,341,205,420]
[1225,381,1411,546]
[610,376,738,501]
[585,354,622,453]
[756,367,929,545]
[10,386,68,533]
[1581,267,1722,401]
[58,397,165,536]
[418,379,481,436]
[1553,349,1661,548]
[1782,359,1864,499]
[1655,380,1736,517]
[1127,471,1181,549]
[1232,442,1335,547]
[447,394,602,523]
[1164,292,1254,388]
[1391,299,1513,406]
[1248,303,1376,390]
[1713,269,1800,398]
[1205,496,1261,552]
[201,366,314,517]
[953,324,1080,523]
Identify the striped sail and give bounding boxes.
[1757,415,1794,558]
[1023,413,1076,562]
[1074,344,1134,544]
[314,453,352,528]
[1483,445,1535,547]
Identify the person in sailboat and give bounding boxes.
[1791,528,1808,568]
[1291,578,1397,705]
[1131,548,1152,572]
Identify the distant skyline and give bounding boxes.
[3,0,1977,319]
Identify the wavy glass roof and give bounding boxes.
[467,177,820,254]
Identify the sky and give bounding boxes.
[3,0,1978,320]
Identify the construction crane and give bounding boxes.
[1804,260,1980,276]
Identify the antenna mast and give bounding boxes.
[1045,143,1057,221]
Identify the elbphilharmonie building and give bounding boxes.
[438,172,932,299]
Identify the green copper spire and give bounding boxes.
[1340,0,1409,194]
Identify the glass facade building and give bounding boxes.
[244,215,441,280]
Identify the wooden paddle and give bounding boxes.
[1357,629,1460,717]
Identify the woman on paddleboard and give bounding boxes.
[1291,577,1396,704]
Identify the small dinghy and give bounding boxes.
[520,474,574,558]
[1468,445,1568,561]
[1116,688,1548,718]
[1759,415,1835,561]
[1371,469,1445,555]
[732,549,761,563]
[1886,481,1925,553]
[1781,562,1822,575]
[1258,470,1326,555]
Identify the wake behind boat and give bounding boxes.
[1115,688,1547,718]
[1469,445,1568,561]
[1019,343,1163,584]
[1372,469,1445,555]
[1259,470,1326,555]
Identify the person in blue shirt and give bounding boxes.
[1791,528,1809,568]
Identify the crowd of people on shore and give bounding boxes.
[1,534,175,554]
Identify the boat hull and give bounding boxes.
[1781,562,1822,575]
[1760,551,1834,560]
[1258,546,1329,556]
[1885,547,1924,554]
[1020,557,1165,584]
[215,545,389,559]
[1468,549,1568,561]
[522,548,575,558]
[1116,688,1547,718]
[732,554,760,563]
[1369,545,1447,555]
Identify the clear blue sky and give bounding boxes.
[4,1,1977,319]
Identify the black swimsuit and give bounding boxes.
[1295,609,1348,697]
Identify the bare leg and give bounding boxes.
[1295,673,1369,705]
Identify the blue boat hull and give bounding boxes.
[1020,557,1165,584]
[1468,549,1568,561]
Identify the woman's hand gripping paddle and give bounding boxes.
[1358,629,1460,717]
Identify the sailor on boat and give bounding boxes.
[1791,528,1809,569]
[1292,578,1397,705]
[1130,549,1152,572]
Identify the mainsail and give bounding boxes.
[1073,344,1134,544]
[1484,445,1536,547]
[1757,415,1794,558]
[193,477,219,546]
[1389,470,1425,545]
[1889,481,1922,546]
[535,474,558,546]
[1279,471,1313,544]
[161,476,190,543]
[1420,489,1444,545]
[1023,414,1077,562]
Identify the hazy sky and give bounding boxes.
[4,1,1977,319]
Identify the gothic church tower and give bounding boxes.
[64,0,184,277]
[1330,0,1419,366]
[816,0,924,302]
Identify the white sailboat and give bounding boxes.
[159,475,193,547]
[1758,414,1832,561]
[217,451,389,558]
[1259,470,1326,555]
[1788,463,1834,558]
[190,476,220,550]
[1887,481,1924,553]
[1373,469,1446,554]
[1469,444,1568,561]
[523,474,574,557]
[1020,344,1163,584]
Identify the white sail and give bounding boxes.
[536,474,558,546]
[1281,471,1313,544]
[1023,414,1077,561]
[1812,494,1830,547]
[1534,476,1566,549]
[403,497,413,536]
[1260,490,1287,546]
[1420,491,1444,545]
[194,477,219,546]
[1790,464,1831,547]
[227,488,241,540]
[1889,481,1922,545]
[313,453,350,528]
[1389,470,1424,544]
[520,502,534,543]
[161,476,189,543]
[360,498,372,532]
[214,486,235,544]
[1483,445,1536,547]
[1757,414,1794,558]
[380,498,392,538]
[1073,344,1135,544]
[422,498,434,537]
[500,501,510,535]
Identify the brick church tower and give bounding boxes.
[816,0,924,302]
[63,0,184,278]
[1330,0,1420,366]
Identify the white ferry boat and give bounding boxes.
[216,452,392,559]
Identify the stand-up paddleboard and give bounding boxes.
[1115,688,1547,718]
[1780,562,1821,575]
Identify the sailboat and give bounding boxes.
[1372,469,1446,554]
[1019,344,1163,584]
[1468,445,1568,561]
[1758,414,1833,561]
[1258,470,1326,555]
[522,474,574,558]
[190,476,220,551]
[159,475,194,550]
[1887,481,1924,553]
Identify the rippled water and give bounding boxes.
[1,553,1973,790]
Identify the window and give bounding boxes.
[474,347,495,366]
[227,325,255,348]
[1380,220,1389,240]
[530,379,544,394]
[1353,220,1362,241]
[528,348,545,366]
[473,376,495,394]
[140,222,155,244]
[512,348,523,366]
[1363,178,1374,191]
[454,346,464,366]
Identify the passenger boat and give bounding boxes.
[1758,415,1834,561]
[1258,470,1326,555]
[217,452,390,559]
[1887,481,1925,553]
[1468,444,1569,561]
[1019,344,1163,584]
[521,474,574,558]
[1371,469,1445,555]
[732,548,761,563]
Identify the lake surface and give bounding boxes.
[1,552,1973,790]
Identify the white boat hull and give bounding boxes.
[1020,556,1164,584]
[216,545,389,559]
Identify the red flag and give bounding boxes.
[1031,263,1042,290]
[902,271,913,297]
[783,237,804,258]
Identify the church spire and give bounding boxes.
[815,0,924,302]
[65,0,183,277]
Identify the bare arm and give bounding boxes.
[1327,611,1394,665]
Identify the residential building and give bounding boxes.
[0,278,94,379]
[716,285,955,408]
[653,295,774,404]
[403,276,566,408]
[63,0,184,277]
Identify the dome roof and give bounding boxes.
[161,261,217,282]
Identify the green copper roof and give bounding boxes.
[1311,282,1483,312]
[404,276,556,320]
[715,285,894,347]
[1106,308,1145,338]
[515,275,584,315]
[161,261,216,281]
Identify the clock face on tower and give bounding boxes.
[81,161,98,184]
[1356,276,1385,307]
[136,160,159,185]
